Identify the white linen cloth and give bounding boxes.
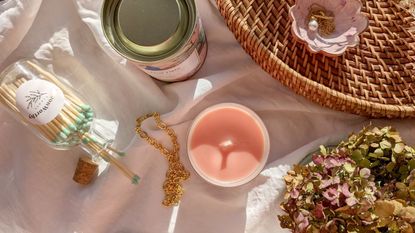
[0,0,414,232]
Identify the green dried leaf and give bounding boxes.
[396,182,407,190]
[371,143,380,148]
[373,127,383,136]
[409,190,415,201]
[379,157,390,161]
[389,133,403,143]
[392,154,397,163]
[358,144,369,156]
[394,143,405,154]
[320,145,327,156]
[366,135,376,143]
[381,126,391,133]
[400,166,409,176]
[368,153,379,158]
[344,163,355,173]
[374,148,384,157]
[365,130,374,136]
[351,150,363,161]
[386,162,396,172]
[405,153,415,159]
[305,182,314,192]
[306,226,319,233]
[409,159,415,171]
[359,159,371,168]
[370,160,381,168]
[380,140,392,149]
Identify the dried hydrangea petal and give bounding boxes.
[359,168,371,179]
[374,200,396,218]
[400,206,415,223]
[290,189,300,199]
[345,196,357,206]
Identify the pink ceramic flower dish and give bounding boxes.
[289,0,369,56]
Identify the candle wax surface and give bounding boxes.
[190,107,265,182]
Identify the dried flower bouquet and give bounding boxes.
[279,126,415,233]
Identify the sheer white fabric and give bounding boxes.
[0,0,413,232]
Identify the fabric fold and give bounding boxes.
[0,0,43,65]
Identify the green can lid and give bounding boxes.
[103,0,189,57]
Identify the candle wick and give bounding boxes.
[220,139,234,150]
[220,139,234,170]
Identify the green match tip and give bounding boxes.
[78,114,86,120]
[117,151,126,157]
[81,104,91,111]
[132,175,140,185]
[81,137,90,144]
[75,117,83,124]
[62,128,71,135]
[82,126,91,132]
[83,117,93,123]
[87,135,98,143]
[59,132,68,139]
[68,124,77,131]
[86,112,94,118]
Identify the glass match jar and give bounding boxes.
[0,59,139,184]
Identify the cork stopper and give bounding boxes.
[73,156,98,185]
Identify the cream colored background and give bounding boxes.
[0,0,413,232]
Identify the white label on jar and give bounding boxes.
[143,50,201,81]
[15,79,65,125]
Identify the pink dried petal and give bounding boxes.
[296,212,305,222]
[319,176,341,189]
[340,183,351,197]
[323,187,339,202]
[332,176,341,185]
[319,179,332,189]
[298,218,309,232]
[345,196,357,206]
[312,154,324,165]
[312,203,326,219]
[294,212,309,232]
[359,168,371,179]
[291,189,300,199]
[314,173,323,180]
[324,157,341,169]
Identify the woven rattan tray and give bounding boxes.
[216,0,415,118]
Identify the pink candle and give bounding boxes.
[187,103,269,187]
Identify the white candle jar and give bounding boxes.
[0,59,139,184]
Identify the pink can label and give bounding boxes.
[144,50,201,81]
[141,18,206,82]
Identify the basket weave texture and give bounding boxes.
[216,0,415,118]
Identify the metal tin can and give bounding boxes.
[101,0,208,82]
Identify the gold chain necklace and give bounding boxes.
[135,112,190,206]
[307,4,335,36]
